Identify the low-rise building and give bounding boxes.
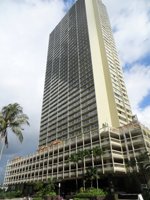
[3,121,150,187]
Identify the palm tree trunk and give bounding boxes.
[91,180,93,188]
[95,157,99,189]
[76,178,78,191]
[96,177,98,189]
[75,163,78,191]
[0,130,7,160]
[82,161,85,190]
[0,137,5,160]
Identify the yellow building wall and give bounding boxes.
[85,0,120,128]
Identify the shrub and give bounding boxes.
[0,191,6,199]
[74,198,89,200]
[75,188,107,198]
[46,191,56,196]
[33,198,43,200]
[33,179,56,198]
[0,190,22,199]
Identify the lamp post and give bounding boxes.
[58,183,61,196]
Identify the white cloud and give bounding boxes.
[0,0,66,182]
[136,106,150,128]
[103,0,150,64]
[124,65,150,127]
[0,0,65,134]
[103,0,150,128]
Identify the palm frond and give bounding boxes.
[10,114,29,127]
[11,126,23,143]
[0,103,29,147]
[0,112,7,133]
[92,146,103,157]
[69,153,79,163]
[2,103,23,121]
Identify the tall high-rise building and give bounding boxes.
[39,0,132,147]
[5,0,146,189]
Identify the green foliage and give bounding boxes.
[142,189,150,200]
[74,198,89,200]
[137,152,150,174]
[33,179,56,198]
[35,190,43,198]
[68,146,103,164]
[68,147,102,190]
[85,167,99,188]
[75,188,107,198]
[45,191,56,196]
[127,151,150,172]
[0,191,5,199]
[0,103,29,147]
[34,180,44,191]
[87,167,99,179]
[69,153,79,163]
[125,151,150,194]
[44,178,55,193]
[33,198,43,200]
[0,190,22,199]
[92,147,103,159]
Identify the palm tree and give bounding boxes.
[92,146,103,159]
[69,149,91,190]
[78,149,92,190]
[92,146,103,188]
[0,103,29,159]
[69,153,79,190]
[85,167,99,188]
[68,148,102,190]
[126,157,137,172]
[129,152,150,175]
[136,152,150,187]
[126,152,150,192]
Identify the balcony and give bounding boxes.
[112,150,123,158]
[114,163,126,172]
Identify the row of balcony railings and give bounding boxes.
[7,122,148,169]
[7,146,125,171]
[5,162,127,184]
[7,162,126,182]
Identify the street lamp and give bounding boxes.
[58,183,61,196]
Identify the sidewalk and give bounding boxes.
[1,198,32,200]
[0,197,32,200]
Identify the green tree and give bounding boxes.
[137,152,150,187]
[127,152,150,175]
[126,152,150,194]
[68,149,91,190]
[77,149,91,190]
[44,178,56,195]
[33,181,44,193]
[0,103,29,159]
[69,153,79,190]
[92,147,103,160]
[92,146,103,188]
[33,179,56,198]
[126,157,137,172]
[85,167,99,188]
[68,147,103,190]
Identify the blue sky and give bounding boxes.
[0,0,150,183]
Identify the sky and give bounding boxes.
[0,0,150,183]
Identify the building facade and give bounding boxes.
[4,0,140,187]
[39,0,132,147]
[4,121,150,186]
